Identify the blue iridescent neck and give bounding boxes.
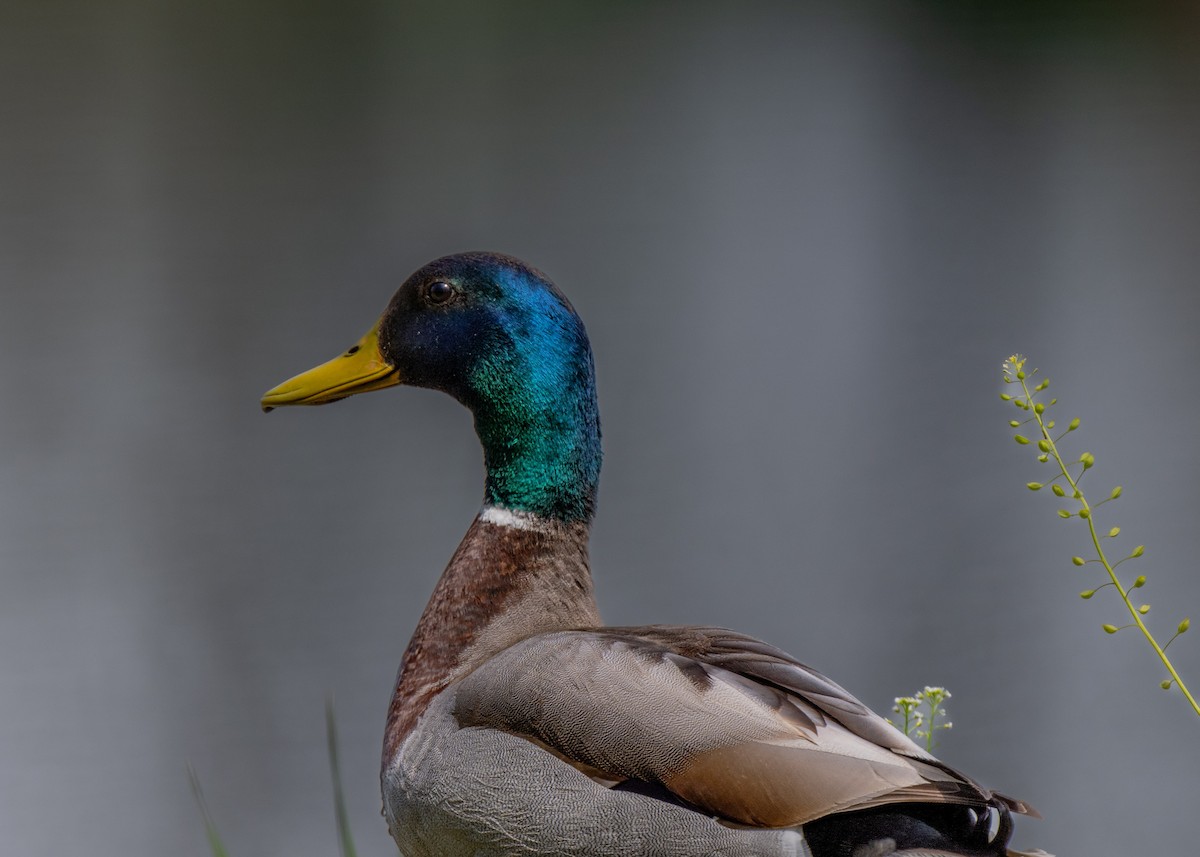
[461,273,602,524]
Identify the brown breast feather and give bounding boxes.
[383,516,597,761]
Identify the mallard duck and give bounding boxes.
[262,252,1036,857]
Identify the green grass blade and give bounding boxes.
[188,765,232,857]
[326,696,358,857]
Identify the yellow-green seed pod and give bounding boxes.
[1049,397,1058,405]
[1139,604,1150,614]
[1180,618,1191,634]
[1079,508,1091,519]
[1027,482,1043,491]
[1037,439,1050,452]
[1161,680,1173,690]
[1069,417,1080,431]
[1080,452,1095,468]
[1103,624,1119,634]
[1017,370,1025,380]
[1052,484,1066,497]
[1080,590,1095,599]
[1000,392,1013,400]
[1015,435,1030,445]
[1057,509,1071,518]
[1009,420,1020,428]
[1131,545,1145,558]
[1109,526,1120,537]
[1133,575,1146,588]
[1034,402,1045,414]
[1111,486,1123,499]
[1038,453,1049,462]
[1071,556,1085,566]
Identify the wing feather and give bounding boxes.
[452,627,1028,828]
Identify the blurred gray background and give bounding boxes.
[3,1,1199,854]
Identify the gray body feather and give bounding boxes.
[383,626,1025,857]
[384,691,813,857]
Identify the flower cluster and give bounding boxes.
[1002,355,1197,717]
[889,686,953,751]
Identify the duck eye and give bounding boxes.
[427,281,455,305]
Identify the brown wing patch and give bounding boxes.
[664,742,978,828]
[454,627,1034,830]
[611,625,1038,820]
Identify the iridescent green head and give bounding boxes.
[262,251,602,523]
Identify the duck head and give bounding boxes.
[262,252,602,523]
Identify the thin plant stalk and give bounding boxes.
[1006,356,1199,718]
[189,765,232,857]
[326,697,359,857]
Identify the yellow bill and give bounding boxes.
[261,324,399,411]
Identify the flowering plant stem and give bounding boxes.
[1006,357,1200,718]
[889,687,953,751]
